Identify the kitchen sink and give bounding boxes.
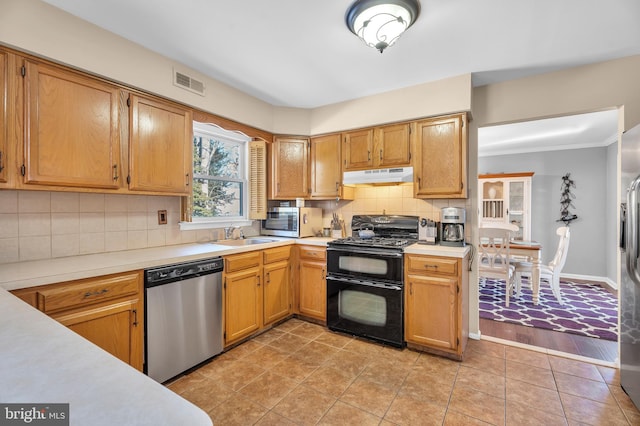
[214,238,278,246]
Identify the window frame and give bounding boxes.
[180,122,252,230]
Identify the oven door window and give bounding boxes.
[327,249,403,283]
[339,289,386,326]
[338,257,388,275]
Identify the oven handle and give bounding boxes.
[327,247,403,258]
[327,275,402,291]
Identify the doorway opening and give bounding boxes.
[477,109,619,363]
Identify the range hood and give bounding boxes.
[343,167,414,185]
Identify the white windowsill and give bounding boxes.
[178,220,254,231]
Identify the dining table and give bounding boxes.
[509,241,543,304]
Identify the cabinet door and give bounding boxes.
[376,123,411,167]
[263,260,290,325]
[298,260,326,321]
[270,137,309,198]
[225,267,262,344]
[53,298,143,370]
[343,129,373,171]
[0,50,8,184]
[414,114,467,198]
[310,133,341,198]
[128,94,192,194]
[405,274,458,351]
[23,60,121,189]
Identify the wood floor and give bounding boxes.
[480,318,618,363]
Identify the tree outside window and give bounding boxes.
[192,123,248,219]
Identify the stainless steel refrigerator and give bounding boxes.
[621,123,640,409]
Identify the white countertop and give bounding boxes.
[0,237,469,291]
[0,287,212,426]
[404,243,471,258]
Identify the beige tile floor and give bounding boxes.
[167,318,640,425]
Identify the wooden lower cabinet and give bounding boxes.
[10,271,143,370]
[296,245,326,322]
[263,246,292,326]
[224,262,262,344]
[223,246,292,346]
[404,254,469,360]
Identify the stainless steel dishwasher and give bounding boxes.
[144,257,224,383]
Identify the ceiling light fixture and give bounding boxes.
[346,0,420,53]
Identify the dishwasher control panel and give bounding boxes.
[145,257,224,287]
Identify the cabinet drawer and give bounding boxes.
[298,246,326,261]
[37,272,141,314]
[406,255,458,276]
[263,246,291,264]
[225,251,261,273]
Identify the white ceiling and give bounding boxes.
[478,110,619,157]
[40,0,637,153]
[41,0,640,109]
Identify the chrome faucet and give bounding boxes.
[224,226,243,240]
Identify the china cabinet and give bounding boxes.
[478,172,534,240]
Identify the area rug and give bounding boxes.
[479,278,618,341]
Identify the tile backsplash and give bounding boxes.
[309,183,469,236]
[0,190,258,265]
[0,185,470,264]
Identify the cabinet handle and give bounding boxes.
[424,264,438,269]
[132,309,138,326]
[335,182,339,191]
[0,151,4,172]
[84,289,108,298]
[379,149,383,160]
[367,151,371,161]
[257,275,261,286]
[266,272,271,283]
[321,268,325,280]
[410,282,413,295]
[112,164,118,181]
[185,173,190,186]
[417,177,422,188]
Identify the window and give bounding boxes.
[191,122,250,222]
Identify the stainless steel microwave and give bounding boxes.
[261,207,323,238]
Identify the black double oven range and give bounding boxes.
[326,215,419,348]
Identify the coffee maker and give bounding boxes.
[440,207,465,247]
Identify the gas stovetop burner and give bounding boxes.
[328,214,419,251]
[329,236,416,249]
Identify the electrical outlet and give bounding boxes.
[157,210,167,225]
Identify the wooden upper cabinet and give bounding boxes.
[22,60,121,189]
[269,136,309,199]
[375,123,412,167]
[343,124,411,171]
[414,113,467,199]
[342,129,374,171]
[310,133,342,198]
[128,94,192,194]
[0,50,8,185]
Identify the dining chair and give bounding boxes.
[478,226,517,306]
[514,226,570,305]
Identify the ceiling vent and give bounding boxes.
[173,69,205,96]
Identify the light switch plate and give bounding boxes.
[157,210,167,225]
